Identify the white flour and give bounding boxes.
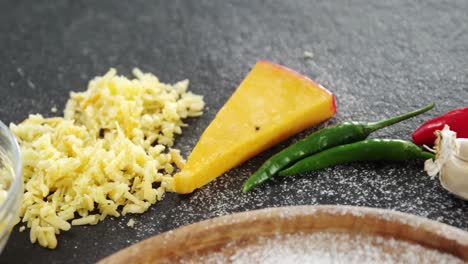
[183,231,463,264]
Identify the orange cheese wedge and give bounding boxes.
[174,61,336,193]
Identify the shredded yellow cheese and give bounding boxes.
[127,218,135,228]
[10,68,204,249]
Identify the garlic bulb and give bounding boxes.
[424,125,468,200]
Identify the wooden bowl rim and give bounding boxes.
[99,205,468,263]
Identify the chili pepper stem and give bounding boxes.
[366,103,435,132]
[422,144,436,153]
[421,151,436,160]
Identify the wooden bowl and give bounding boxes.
[99,205,468,263]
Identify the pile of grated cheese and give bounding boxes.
[10,68,204,249]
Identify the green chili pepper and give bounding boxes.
[242,103,434,192]
[278,139,434,176]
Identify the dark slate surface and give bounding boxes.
[1,0,467,263]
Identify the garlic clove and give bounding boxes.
[424,125,468,200]
[439,152,468,200]
[456,138,468,161]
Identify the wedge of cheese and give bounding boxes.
[174,61,336,193]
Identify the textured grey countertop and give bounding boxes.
[1,0,467,263]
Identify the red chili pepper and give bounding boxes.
[412,107,468,146]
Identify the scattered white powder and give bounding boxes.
[183,232,463,264]
[303,51,314,60]
[125,160,468,247]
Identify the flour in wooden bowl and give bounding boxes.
[183,231,463,264]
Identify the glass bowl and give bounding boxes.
[0,120,22,253]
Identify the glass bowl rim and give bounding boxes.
[0,120,23,212]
